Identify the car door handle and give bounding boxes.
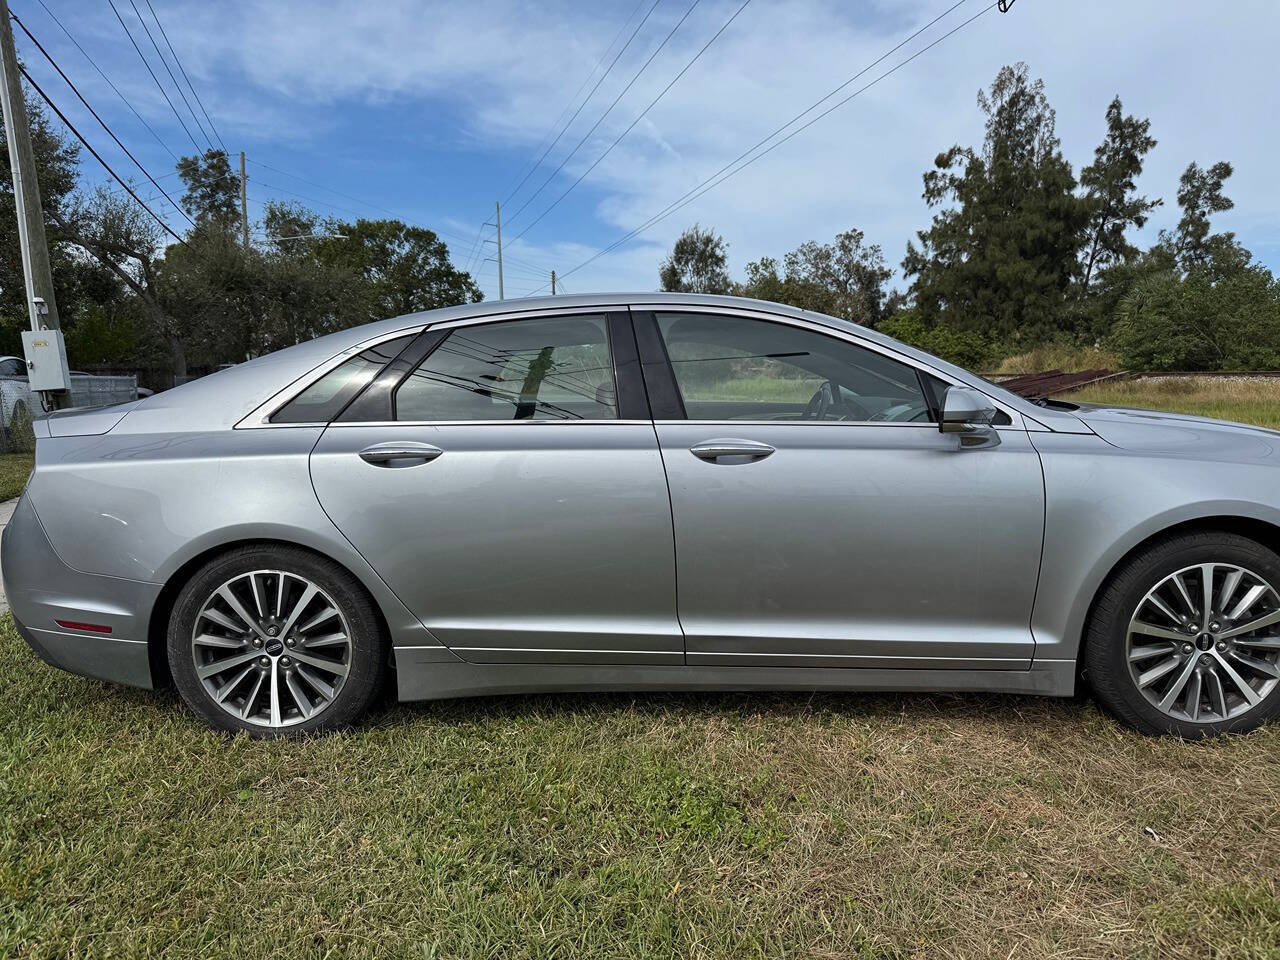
[358,441,443,465]
[689,439,775,462]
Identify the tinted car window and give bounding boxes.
[0,358,24,376]
[271,335,413,424]
[395,315,617,421]
[655,313,931,423]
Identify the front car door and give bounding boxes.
[307,309,682,664]
[634,306,1045,669]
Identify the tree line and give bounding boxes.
[0,90,482,380]
[658,63,1280,372]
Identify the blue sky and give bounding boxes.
[16,0,1280,302]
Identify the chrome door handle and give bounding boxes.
[689,438,775,462]
[358,441,443,465]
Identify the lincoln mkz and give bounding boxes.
[5,294,1279,737]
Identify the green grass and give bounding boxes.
[1064,376,1280,430]
[0,454,32,502]
[2,615,1279,958]
[5,380,1280,957]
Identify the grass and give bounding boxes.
[997,343,1120,375]
[1064,376,1280,430]
[0,454,32,502]
[5,380,1280,958]
[3,614,1280,958]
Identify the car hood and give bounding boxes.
[1071,403,1280,464]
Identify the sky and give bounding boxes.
[14,0,1280,302]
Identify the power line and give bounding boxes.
[143,0,225,153]
[502,0,662,209]
[500,0,647,206]
[506,0,701,228]
[511,0,752,243]
[125,0,212,149]
[530,0,991,293]
[246,157,400,217]
[31,0,177,160]
[105,0,200,151]
[11,12,193,226]
[17,62,185,244]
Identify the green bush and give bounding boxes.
[879,311,1000,370]
[1109,265,1280,371]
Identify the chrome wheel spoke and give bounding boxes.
[1220,609,1280,640]
[1128,561,1279,723]
[1206,669,1228,718]
[1129,643,1174,662]
[1185,670,1203,721]
[290,649,348,678]
[198,649,260,679]
[1199,564,1215,630]
[192,569,352,729]
[1137,656,1180,688]
[1133,621,1187,643]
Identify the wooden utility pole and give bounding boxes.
[494,201,504,301]
[0,0,70,406]
[239,150,249,249]
[551,270,556,295]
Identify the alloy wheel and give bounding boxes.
[1127,562,1280,723]
[190,570,353,728]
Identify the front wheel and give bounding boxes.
[1084,531,1280,738]
[167,545,386,736]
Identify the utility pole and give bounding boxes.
[551,270,556,295]
[0,0,70,408]
[239,150,249,249]
[494,200,503,301]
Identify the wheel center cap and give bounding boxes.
[264,638,284,656]
[1195,633,1214,651]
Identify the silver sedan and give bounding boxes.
[5,294,1279,738]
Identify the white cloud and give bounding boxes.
[32,0,1280,302]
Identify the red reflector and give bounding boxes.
[54,619,113,634]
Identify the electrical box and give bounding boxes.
[21,329,71,392]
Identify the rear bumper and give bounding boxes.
[2,492,159,689]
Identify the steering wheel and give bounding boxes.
[801,381,870,421]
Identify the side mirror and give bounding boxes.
[940,386,998,437]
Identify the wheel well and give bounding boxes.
[1077,514,1280,672]
[146,538,392,689]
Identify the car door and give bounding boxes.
[308,309,682,664]
[634,307,1045,669]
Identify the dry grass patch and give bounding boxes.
[996,343,1119,375]
[1064,376,1280,429]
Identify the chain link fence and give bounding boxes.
[0,375,138,454]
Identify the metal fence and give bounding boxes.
[0,375,137,454]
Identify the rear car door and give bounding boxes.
[307,309,681,664]
[634,307,1045,669]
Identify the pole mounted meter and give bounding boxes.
[21,327,71,392]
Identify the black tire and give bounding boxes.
[167,545,386,737]
[1083,530,1280,738]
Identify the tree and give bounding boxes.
[1159,161,1235,271]
[314,219,482,317]
[781,228,890,327]
[176,149,239,227]
[1078,97,1159,293]
[659,224,731,293]
[903,63,1090,342]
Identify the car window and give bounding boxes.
[654,312,932,423]
[0,358,24,376]
[270,335,414,424]
[395,315,617,421]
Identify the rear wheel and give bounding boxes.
[167,545,386,736]
[1084,531,1280,738]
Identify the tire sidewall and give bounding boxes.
[167,546,385,737]
[1087,532,1280,739]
